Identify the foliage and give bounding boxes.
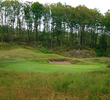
[77,45,82,49]
[95,49,107,57]
[31,2,44,20]
[37,45,50,53]
[51,70,110,94]
[107,48,110,56]
[106,63,110,68]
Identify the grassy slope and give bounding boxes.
[0,43,65,62]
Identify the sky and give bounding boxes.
[20,0,110,15]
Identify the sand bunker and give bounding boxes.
[49,61,72,65]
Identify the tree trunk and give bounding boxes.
[12,22,14,45]
[51,29,53,48]
[95,33,97,47]
[27,24,29,44]
[37,23,39,43]
[34,21,37,47]
[67,30,69,42]
[56,32,58,46]
[37,30,39,43]
[1,26,4,44]
[91,30,93,48]
[81,26,84,49]
[18,18,22,42]
[79,26,81,50]
[107,35,108,50]
[1,15,3,44]
[43,29,45,46]
[30,27,32,43]
[60,31,62,51]
[70,28,73,49]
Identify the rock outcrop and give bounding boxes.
[65,50,95,58]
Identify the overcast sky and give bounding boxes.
[20,0,110,15]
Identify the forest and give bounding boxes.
[0,0,110,56]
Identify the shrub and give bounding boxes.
[77,45,83,50]
[37,45,50,53]
[95,49,107,57]
[106,63,110,68]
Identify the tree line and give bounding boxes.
[0,0,110,56]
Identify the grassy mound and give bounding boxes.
[0,44,63,62]
[0,43,82,64]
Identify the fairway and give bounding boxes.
[0,61,107,73]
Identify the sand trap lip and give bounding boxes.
[49,61,72,65]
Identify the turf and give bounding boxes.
[0,61,107,73]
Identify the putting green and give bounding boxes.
[0,61,107,73]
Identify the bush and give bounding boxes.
[37,45,50,53]
[95,49,107,57]
[107,48,110,56]
[77,45,83,50]
[106,63,110,68]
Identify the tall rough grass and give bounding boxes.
[0,70,110,100]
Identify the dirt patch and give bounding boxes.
[49,61,72,65]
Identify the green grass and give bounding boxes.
[0,61,108,73]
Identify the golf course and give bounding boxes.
[0,43,110,100]
[1,0,110,99]
[0,43,108,73]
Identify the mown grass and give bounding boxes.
[0,61,108,73]
[0,70,110,100]
[0,61,107,73]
